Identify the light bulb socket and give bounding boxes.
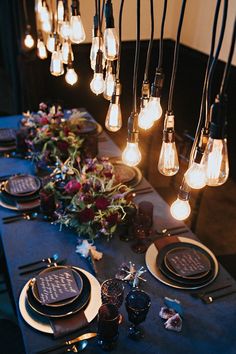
[111,81,121,103]
[140,80,150,107]
[194,147,204,164]
[71,0,80,16]
[178,181,190,201]
[209,94,227,139]
[151,69,165,98]
[163,128,175,143]
[128,111,139,141]
[26,24,32,34]
[105,0,115,28]
[95,50,104,73]
[93,15,99,37]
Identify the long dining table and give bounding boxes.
[0,113,236,354]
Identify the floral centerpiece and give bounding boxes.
[51,158,136,239]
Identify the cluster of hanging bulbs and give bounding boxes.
[23,0,232,224]
[24,0,86,86]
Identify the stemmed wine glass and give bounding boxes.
[125,289,151,339]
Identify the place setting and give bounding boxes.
[19,263,102,339]
[0,174,41,211]
[0,128,16,153]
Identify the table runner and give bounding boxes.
[0,114,236,354]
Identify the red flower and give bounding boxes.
[64,180,81,194]
[57,140,69,152]
[106,213,119,226]
[95,197,110,210]
[103,171,113,178]
[77,208,95,223]
[39,116,49,125]
[63,127,70,136]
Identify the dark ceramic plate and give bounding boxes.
[156,242,215,287]
[32,266,83,308]
[26,268,91,318]
[4,175,41,197]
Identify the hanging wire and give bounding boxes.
[23,0,29,26]
[157,0,168,70]
[167,0,187,113]
[189,0,221,164]
[143,0,154,82]
[219,18,236,97]
[116,0,125,80]
[133,0,141,113]
[205,0,228,126]
[100,0,105,30]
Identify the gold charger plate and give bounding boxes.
[145,236,219,290]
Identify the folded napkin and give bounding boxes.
[154,236,179,251]
[49,310,89,338]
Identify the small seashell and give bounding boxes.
[164,313,182,332]
[159,306,176,320]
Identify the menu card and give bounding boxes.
[166,248,211,277]
[0,129,16,142]
[36,268,81,305]
[8,175,39,195]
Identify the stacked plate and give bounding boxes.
[0,128,16,152]
[19,266,101,334]
[0,174,41,210]
[145,237,219,290]
[111,160,142,188]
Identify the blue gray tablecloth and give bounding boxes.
[0,115,236,354]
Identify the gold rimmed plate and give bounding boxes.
[31,266,83,308]
[26,268,91,318]
[4,174,41,197]
[145,236,219,290]
[164,247,211,280]
[111,160,142,188]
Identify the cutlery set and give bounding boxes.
[2,212,39,224]
[191,283,236,304]
[18,254,67,276]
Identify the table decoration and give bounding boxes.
[51,158,136,240]
[115,262,147,288]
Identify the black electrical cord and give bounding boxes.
[167,0,187,113]
[205,0,228,125]
[101,0,105,30]
[157,0,168,70]
[116,0,125,80]
[95,0,98,16]
[23,0,29,26]
[220,18,236,97]
[189,0,221,163]
[133,0,141,113]
[144,0,154,82]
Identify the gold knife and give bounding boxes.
[36,332,97,354]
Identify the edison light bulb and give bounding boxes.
[37,39,47,59]
[170,198,191,221]
[41,18,51,33]
[90,73,105,95]
[138,107,154,130]
[50,49,64,76]
[103,72,115,100]
[185,162,206,189]
[60,21,71,39]
[104,28,119,60]
[203,138,229,186]
[65,68,78,86]
[61,41,70,64]
[105,103,122,132]
[69,15,85,44]
[24,34,34,49]
[158,141,179,176]
[47,35,55,53]
[40,3,51,32]
[57,0,64,22]
[122,142,141,167]
[144,96,162,123]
